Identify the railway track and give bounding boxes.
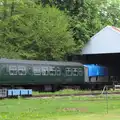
[25,91,120,99]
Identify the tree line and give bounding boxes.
[0,0,120,60]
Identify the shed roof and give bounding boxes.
[82,26,120,55]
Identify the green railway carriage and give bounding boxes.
[0,58,87,91]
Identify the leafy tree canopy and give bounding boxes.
[1,0,120,60]
[0,0,76,60]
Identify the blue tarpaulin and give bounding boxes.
[84,64,108,77]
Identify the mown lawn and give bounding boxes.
[0,95,120,120]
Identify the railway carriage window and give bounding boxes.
[9,65,17,75]
[78,68,83,76]
[28,67,33,75]
[33,66,41,75]
[56,67,61,76]
[18,66,26,75]
[49,66,56,76]
[41,66,49,76]
[73,68,78,76]
[66,68,72,76]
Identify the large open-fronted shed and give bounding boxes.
[81,26,120,69]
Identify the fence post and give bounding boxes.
[105,85,108,114]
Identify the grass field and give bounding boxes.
[32,88,120,95]
[0,95,120,120]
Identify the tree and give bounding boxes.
[1,0,120,60]
[0,0,76,60]
[0,0,20,58]
[38,0,103,50]
[39,0,120,52]
[65,0,103,50]
[99,0,120,27]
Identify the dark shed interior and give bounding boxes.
[81,26,120,77]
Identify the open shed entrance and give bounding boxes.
[81,26,120,76]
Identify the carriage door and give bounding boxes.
[26,65,33,83]
[64,66,73,84]
[0,64,9,84]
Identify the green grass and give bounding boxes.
[0,95,120,119]
[32,89,92,95]
[32,88,120,95]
